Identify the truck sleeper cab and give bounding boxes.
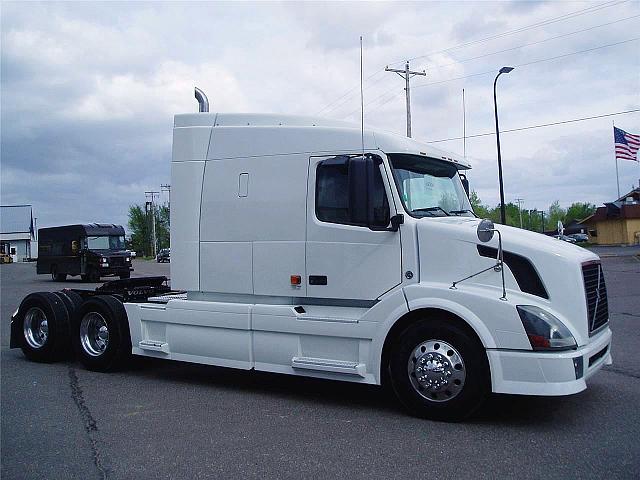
[37,224,133,282]
[11,98,612,421]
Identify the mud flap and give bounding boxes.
[9,312,22,349]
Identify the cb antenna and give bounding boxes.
[462,88,467,161]
[360,35,365,158]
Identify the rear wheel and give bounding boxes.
[16,292,70,362]
[119,272,130,279]
[388,318,490,422]
[73,295,131,372]
[51,265,66,282]
[82,267,100,283]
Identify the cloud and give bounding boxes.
[1,0,639,231]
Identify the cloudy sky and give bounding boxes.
[1,0,639,229]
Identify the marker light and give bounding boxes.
[290,275,302,286]
[517,305,577,351]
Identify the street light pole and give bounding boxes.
[493,66,514,225]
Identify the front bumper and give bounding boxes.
[487,326,612,396]
[99,265,133,275]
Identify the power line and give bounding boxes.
[422,14,640,72]
[388,0,628,66]
[413,36,640,89]
[315,70,384,115]
[423,109,640,144]
[316,1,632,117]
[350,36,639,117]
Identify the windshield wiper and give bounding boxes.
[449,209,477,217]
[412,206,450,216]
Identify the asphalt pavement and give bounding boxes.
[1,257,639,479]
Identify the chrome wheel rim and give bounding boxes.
[23,307,49,349]
[407,339,466,402]
[80,312,109,357]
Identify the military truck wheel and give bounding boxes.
[388,319,490,422]
[73,295,131,372]
[15,292,71,362]
[51,266,66,282]
[119,272,130,279]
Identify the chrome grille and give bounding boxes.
[582,262,609,334]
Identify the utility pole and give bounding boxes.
[385,61,426,138]
[515,198,524,228]
[541,211,545,233]
[161,184,171,208]
[145,191,160,258]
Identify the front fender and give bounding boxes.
[403,282,540,351]
[402,284,498,349]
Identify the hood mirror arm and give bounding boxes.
[450,220,507,301]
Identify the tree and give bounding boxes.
[127,203,170,257]
[468,192,595,233]
[565,202,596,223]
[547,200,566,231]
[469,191,491,219]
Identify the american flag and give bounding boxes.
[614,126,640,162]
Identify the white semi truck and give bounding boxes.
[10,89,612,421]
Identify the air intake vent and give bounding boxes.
[582,262,608,335]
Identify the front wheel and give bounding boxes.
[388,319,490,422]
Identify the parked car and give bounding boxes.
[156,248,170,263]
[569,233,589,242]
[554,234,577,243]
[127,250,137,258]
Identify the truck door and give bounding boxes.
[306,155,402,300]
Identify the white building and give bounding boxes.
[1,205,35,262]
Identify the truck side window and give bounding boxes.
[316,157,390,227]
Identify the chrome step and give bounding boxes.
[138,340,169,354]
[291,356,366,377]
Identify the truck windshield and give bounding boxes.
[86,235,125,250]
[389,154,474,217]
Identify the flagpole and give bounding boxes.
[614,120,620,198]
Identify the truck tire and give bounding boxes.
[72,295,131,372]
[54,290,84,320]
[119,272,131,279]
[51,265,67,282]
[15,292,71,362]
[388,318,490,422]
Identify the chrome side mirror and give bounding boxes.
[477,218,495,243]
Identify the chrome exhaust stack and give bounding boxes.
[194,87,209,113]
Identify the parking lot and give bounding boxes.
[1,254,639,479]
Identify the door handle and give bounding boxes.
[309,275,327,285]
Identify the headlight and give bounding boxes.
[516,305,576,351]
[101,257,108,263]
[125,257,130,262]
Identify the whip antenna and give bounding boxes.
[360,35,365,158]
[462,88,467,161]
